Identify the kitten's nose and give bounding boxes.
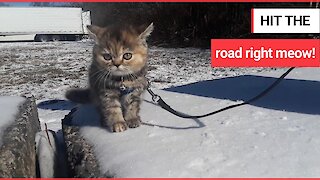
[113,59,122,68]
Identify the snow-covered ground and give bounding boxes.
[0,41,319,177]
[75,68,320,177]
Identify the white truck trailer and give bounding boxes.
[0,7,91,42]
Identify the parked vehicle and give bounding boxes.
[0,7,91,42]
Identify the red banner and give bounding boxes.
[1,0,319,2]
[211,39,320,67]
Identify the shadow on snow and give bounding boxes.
[165,75,320,115]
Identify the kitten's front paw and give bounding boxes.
[126,118,141,128]
[112,122,128,132]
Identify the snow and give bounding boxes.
[35,130,57,178]
[75,68,320,177]
[0,96,25,146]
[0,41,319,177]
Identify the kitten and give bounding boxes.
[66,23,153,132]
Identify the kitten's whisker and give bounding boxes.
[129,74,135,81]
[131,73,138,80]
[90,68,105,78]
[101,73,107,90]
[94,73,103,88]
[106,71,111,80]
[90,70,101,77]
[91,69,109,87]
[95,71,108,88]
[93,72,103,88]
[98,71,109,89]
[103,71,111,91]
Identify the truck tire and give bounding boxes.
[52,35,61,42]
[75,35,82,41]
[36,35,49,42]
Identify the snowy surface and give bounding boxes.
[0,96,25,146]
[35,130,57,178]
[0,41,319,177]
[76,68,320,177]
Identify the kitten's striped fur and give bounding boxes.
[66,23,153,132]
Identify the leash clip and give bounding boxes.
[152,94,160,103]
[119,84,126,91]
[120,76,126,91]
[147,87,160,103]
[146,79,160,103]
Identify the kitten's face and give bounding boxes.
[88,23,153,77]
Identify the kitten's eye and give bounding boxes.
[102,53,112,61]
[123,53,132,60]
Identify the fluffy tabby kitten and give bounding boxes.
[66,23,153,132]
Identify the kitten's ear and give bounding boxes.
[139,23,154,42]
[87,25,103,43]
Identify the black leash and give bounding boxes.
[147,67,295,119]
